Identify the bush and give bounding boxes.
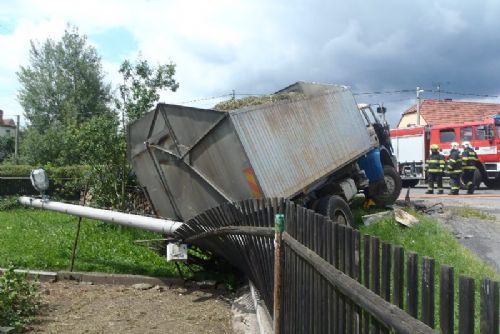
[0,267,40,331]
[0,197,21,211]
[0,165,88,199]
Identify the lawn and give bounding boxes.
[0,208,182,277]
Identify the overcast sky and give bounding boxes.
[1,0,500,126]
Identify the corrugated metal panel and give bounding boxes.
[231,87,373,198]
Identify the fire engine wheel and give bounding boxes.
[372,165,402,207]
[315,195,353,226]
[460,170,485,190]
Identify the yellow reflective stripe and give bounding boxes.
[463,166,477,170]
[427,160,439,163]
[448,159,456,163]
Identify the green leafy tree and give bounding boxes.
[17,25,112,131]
[0,136,14,162]
[112,57,179,208]
[118,57,179,123]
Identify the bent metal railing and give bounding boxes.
[175,198,499,334]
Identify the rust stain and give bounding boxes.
[243,167,263,199]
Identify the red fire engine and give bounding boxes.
[390,115,500,188]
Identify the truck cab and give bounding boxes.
[357,104,402,205]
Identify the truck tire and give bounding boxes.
[473,169,482,189]
[316,195,354,226]
[372,165,402,206]
[402,179,419,188]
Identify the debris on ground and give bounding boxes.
[394,208,420,227]
[362,210,394,226]
[132,283,154,290]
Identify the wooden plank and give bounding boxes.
[353,230,362,334]
[371,237,381,333]
[480,279,499,334]
[421,257,435,328]
[381,242,392,302]
[440,265,454,334]
[345,227,354,334]
[407,252,419,318]
[393,245,404,309]
[338,224,346,334]
[459,275,475,334]
[282,232,435,334]
[363,235,371,334]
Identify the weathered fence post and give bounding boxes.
[274,213,285,334]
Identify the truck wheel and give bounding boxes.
[372,166,402,206]
[402,179,419,188]
[316,195,354,226]
[473,169,482,189]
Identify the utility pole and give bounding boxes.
[416,87,424,126]
[15,115,19,164]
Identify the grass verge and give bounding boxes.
[356,208,499,332]
[0,208,184,277]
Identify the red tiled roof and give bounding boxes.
[0,119,15,127]
[401,99,500,125]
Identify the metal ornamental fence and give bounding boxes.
[175,198,499,333]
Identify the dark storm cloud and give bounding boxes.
[211,0,500,124]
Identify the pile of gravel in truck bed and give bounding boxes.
[213,92,305,111]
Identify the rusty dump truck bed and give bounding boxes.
[127,83,374,221]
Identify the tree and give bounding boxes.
[118,57,179,124]
[0,136,14,162]
[17,25,113,165]
[17,25,112,130]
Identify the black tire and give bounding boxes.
[372,165,402,206]
[473,169,482,189]
[315,195,353,226]
[402,179,419,188]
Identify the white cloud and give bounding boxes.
[1,0,500,126]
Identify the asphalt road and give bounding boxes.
[398,184,500,272]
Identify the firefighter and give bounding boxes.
[425,144,445,194]
[446,142,462,195]
[461,141,478,194]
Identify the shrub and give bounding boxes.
[0,267,40,331]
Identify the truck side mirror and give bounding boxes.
[376,107,387,114]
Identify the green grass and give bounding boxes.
[357,210,499,332]
[0,209,184,277]
[358,211,499,280]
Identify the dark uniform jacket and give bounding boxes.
[426,151,445,173]
[446,148,462,174]
[462,147,478,170]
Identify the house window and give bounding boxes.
[439,129,456,143]
[5,129,10,135]
[460,127,472,142]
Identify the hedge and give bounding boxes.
[0,165,89,198]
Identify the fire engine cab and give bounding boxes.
[390,115,500,188]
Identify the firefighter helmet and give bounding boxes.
[430,144,439,151]
[462,141,471,148]
[451,142,459,149]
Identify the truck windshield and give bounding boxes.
[496,119,500,138]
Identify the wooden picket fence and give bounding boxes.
[175,198,499,333]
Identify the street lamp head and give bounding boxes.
[30,168,49,196]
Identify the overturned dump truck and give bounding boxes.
[128,83,400,226]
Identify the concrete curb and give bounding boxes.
[0,268,213,289]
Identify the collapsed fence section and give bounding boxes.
[175,198,499,333]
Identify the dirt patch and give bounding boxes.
[28,281,233,333]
